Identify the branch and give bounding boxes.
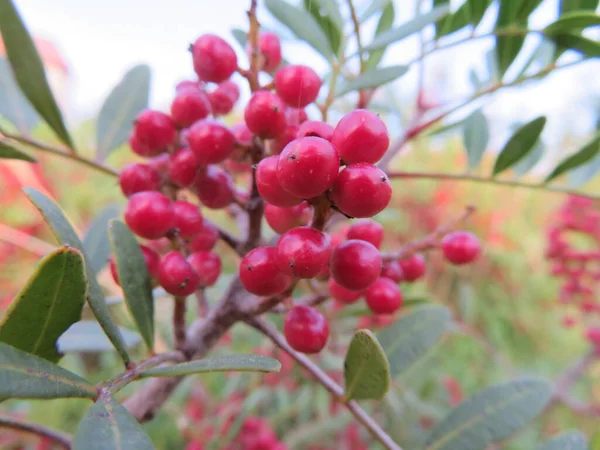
[173,298,187,350]
[0,416,72,449]
[243,139,265,254]
[346,0,365,73]
[243,0,261,92]
[550,350,599,415]
[203,218,244,256]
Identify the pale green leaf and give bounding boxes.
[58,321,142,353]
[82,203,120,275]
[366,1,396,70]
[538,431,588,450]
[336,65,408,97]
[0,57,39,133]
[462,110,489,170]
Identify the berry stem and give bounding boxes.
[245,0,260,92]
[0,416,72,449]
[195,288,208,317]
[173,297,187,350]
[346,0,365,74]
[242,138,265,254]
[310,195,332,231]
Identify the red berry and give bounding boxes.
[191,34,237,83]
[189,222,220,251]
[277,137,340,199]
[347,220,384,248]
[586,327,600,345]
[195,165,235,209]
[284,305,329,354]
[171,89,211,128]
[208,81,240,116]
[128,132,153,157]
[256,155,302,207]
[188,120,236,165]
[399,254,426,282]
[330,240,382,291]
[172,200,204,239]
[188,251,222,287]
[158,251,200,296]
[271,124,299,155]
[365,277,403,314]
[441,231,481,265]
[330,163,391,218]
[240,247,292,296]
[147,153,171,177]
[275,226,331,278]
[328,278,363,304]
[119,163,161,197]
[285,107,308,125]
[264,202,312,234]
[381,261,404,283]
[231,122,253,147]
[297,120,334,141]
[332,110,389,164]
[244,91,287,138]
[133,110,176,154]
[275,65,321,107]
[255,32,282,73]
[168,148,202,187]
[176,80,200,93]
[124,192,175,239]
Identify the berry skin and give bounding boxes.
[285,107,308,125]
[124,191,175,239]
[365,277,403,314]
[328,278,363,304]
[109,244,160,285]
[133,110,177,154]
[208,80,240,116]
[399,254,426,282]
[128,132,153,157]
[275,226,331,278]
[297,120,334,141]
[255,31,282,73]
[189,222,220,251]
[240,247,293,296]
[256,155,302,207]
[172,201,204,239]
[188,120,236,165]
[330,240,382,291]
[441,231,481,265]
[119,163,161,197]
[277,137,340,199]
[330,163,392,218]
[284,305,329,354]
[147,153,171,177]
[231,122,253,147]
[244,91,287,139]
[170,89,211,128]
[176,80,200,93]
[275,65,321,107]
[347,219,384,248]
[264,202,312,234]
[168,148,201,187]
[381,261,404,283]
[195,165,235,209]
[191,34,237,83]
[158,251,200,296]
[271,124,299,155]
[332,109,389,164]
[188,251,222,287]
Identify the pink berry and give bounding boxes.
[271,124,299,155]
[297,120,334,141]
[256,155,302,207]
[332,110,389,164]
[328,278,363,304]
[231,122,253,147]
[188,120,236,165]
[195,165,235,209]
[172,200,204,239]
[124,191,175,239]
[208,81,240,116]
[365,277,403,314]
[244,91,287,139]
[128,132,153,157]
[347,220,384,248]
[255,32,282,73]
[399,254,426,282]
[275,65,321,107]
[330,240,382,291]
[275,226,331,278]
[264,202,312,234]
[586,327,600,345]
[285,107,308,125]
[191,34,237,83]
[176,80,200,93]
[168,148,202,187]
[284,305,329,354]
[109,244,160,285]
[188,251,222,287]
[189,222,220,251]
[441,231,481,265]
[147,153,170,177]
[381,261,404,283]
[133,110,177,154]
[171,89,211,128]
[240,247,292,296]
[119,163,161,197]
[158,251,200,296]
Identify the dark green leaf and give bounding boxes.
[0,57,39,133]
[462,110,489,170]
[424,378,553,450]
[336,65,409,97]
[538,431,588,450]
[546,135,600,182]
[0,0,73,148]
[512,139,545,176]
[548,32,600,57]
[23,188,131,366]
[0,140,36,162]
[0,247,86,362]
[436,0,493,37]
[303,0,342,55]
[366,1,396,70]
[567,148,600,186]
[73,394,155,450]
[58,321,142,353]
[231,28,248,51]
[0,342,97,399]
[82,203,120,275]
[493,116,546,176]
[377,306,450,378]
[560,0,599,14]
[359,0,391,22]
[96,64,151,160]
[344,329,391,401]
[545,11,600,33]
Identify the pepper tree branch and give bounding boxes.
[0,416,72,449]
[549,350,600,415]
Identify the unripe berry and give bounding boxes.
[239,247,292,296]
[208,81,240,116]
[275,226,331,278]
[189,222,220,251]
[332,109,389,164]
[285,107,308,125]
[365,277,403,314]
[119,163,161,197]
[297,120,334,141]
[109,244,160,285]
[188,251,222,287]
[381,261,404,283]
[331,240,382,291]
[188,120,236,165]
[244,91,287,138]
[124,191,175,239]
[275,65,321,107]
[255,31,282,73]
[441,231,481,265]
[231,122,253,147]
[170,89,211,128]
[256,155,302,207]
[328,278,363,304]
[133,110,176,154]
[158,251,200,295]
[168,148,201,187]
[347,219,384,248]
[264,202,312,234]
[172,201,204,239]
[191,34,237,83]
[399,254,426,282]
[195,165,235,209]
[284,305,329,354]
[330,163,391,218]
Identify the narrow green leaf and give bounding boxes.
[73,394,155,450]
[231,28,248,51]
[0,342,97,399]
[140,354,281,378]
[377,306,450,378]
[23,188,131,366]
[567,147,600,186]
[366,1,396,70]
[494,0,532,75]
[0,57,39,133]
[303,0,342,55]
[436,0,493,37]
[82,203,120,275]
[0,247,87,362]
[0,0,73,148]
[548,32,600,57]
[560,0,599,14]
[336,65,409,97]
[424,378,553,450]
[359,0,391,22]
[344,329,391,401]
[513,139,545,176]
[538,431,588,450]
[0,140,36,162]
[58,321,142,353]
[108,220,154,351]
[462,110,489,170]
[493,116,547,176]
[545,11,600,33]
[546,135,600,182]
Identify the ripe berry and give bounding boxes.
[128,132,153,157]
[347,219,384,248]
[158,251,200,296]
[133,110,176,154]
[231,122,253,147]
[109,244,160,285]
[239,247,292,296]
[332,109,389,164]
[284,305,329,354]
[330,163,392,218]
[285,107,308,125]
[256,155,302,207]
[264,202,312,234]
[297,120,334,141]
[275,65,321,107]
[170,89,211,128]
[275,226,331,278]
[176,80,200,93]
[191,34,237,83]
[188,120,236,165]
[189,222,220,251]
[168,148,201,187]
[208,80,240,116]
[244,91,287,138]
[399,254,426,282]
[188,251,222,287]
[277,137,340,199]
[172,200,204,239]
[124,191,175,239]
[271,124,299,155]
[328,278,363,304]
[330,240,382,291]
[195,165,235,209]
[441,231,481,265]
[119,163,161,197]
[365,277,403,314]
[255,31,282,73]
[586,327,600,346]
[381,261,404,283]
[147,153,171,177]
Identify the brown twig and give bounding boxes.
[244,0,261,92]
[271,293,330,313]
[0,416,72,449]
[195,288,208,317]
[173,297,187,350]
[242,138,265,254]
[550,350,598,414]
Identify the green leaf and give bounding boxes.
[231,28,248,51]
[462,110,489,170]
[58,321,142,353]
[0,0,73,148]
[0,140,36,162]
[359,0,391,22]
[377,306,450,378]
[108,220,154,351]
[0,57,39,133]
[96,64,151,161]
[548,33,600,57]
[344,329,391,401]
[538,431,588,450]
[82,203,120,275]
[73,394,155,450]
[424,378,553,450]
[568,147,600,186]
[0,247,87,362]
[23,188,131,366]
[493,116,546,176]
[304,0,343,54]
[545,11,600,33]
[436,0,493,37]
[336,65,409,97]
[366,1,396,70]
[560,0,600,14]
[140,354,281,378]
[546,135,600,182]
[0,342,97,399]
[265,0,333,60]
[512,139,545,177]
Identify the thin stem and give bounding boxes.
[0,416,72,449]
[173,298,187,350]
[196,288,208,318]
[346,0,365,73]
[245,0,261,92]
[243,138,265,254]
[203,219,244,256]
[321,61,343,121]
